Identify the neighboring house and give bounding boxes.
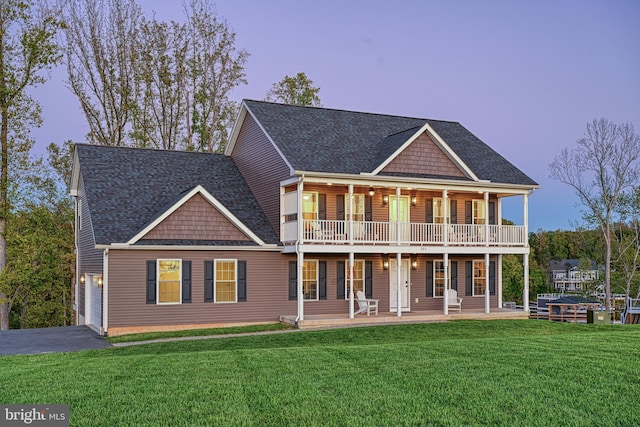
[71,100,539,336]
[549,259,600,292]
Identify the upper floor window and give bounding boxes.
[433,198,451,224]
[473,200,486,225]
[345,194,365,221]
[158,259,181,304]
[302,192,318,220]
[473,260,486,296]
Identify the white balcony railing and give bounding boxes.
[290,220,527,246]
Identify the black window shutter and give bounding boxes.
[182,261,192,303]
[450,200,458,224]
[489,201,496,225]
[238,261,247,302]
[426,260,433,297]
[365,196,373,221]
[288,261,297,300]
[450,261,458,291]
[319,261,327,300]
[365,260,373,298]
[336,195,345,220]
[318,194,326,220]
[204,261,214,302]
[426,199,433,223]
[146,260,156,304]
[465,261,473,296]
[337,261,345,299]
[465,201,472,224]
[489,260,496,296]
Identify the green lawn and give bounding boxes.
[1,320,638,426]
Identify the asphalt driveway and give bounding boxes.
[0,326,112,356]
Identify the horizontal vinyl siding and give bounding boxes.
[231,114,289,239]
[77,173,103,275]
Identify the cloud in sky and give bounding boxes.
[30,0,640,231]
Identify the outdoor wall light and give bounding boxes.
[411,195,417,206]
[368,187,375,197]
[382,254,389,270]
[96,275,103,287]
[382,194,389,206]
[79,275,85,284]
[411,255,418,270]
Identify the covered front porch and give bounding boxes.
[280,307,529,329]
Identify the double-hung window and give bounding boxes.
[434,261,446,297]
[302,192,318,220]
[473,200,486,225]
[433,198,450,224]
[473,260,486,296]
[158,259,181,304]
[215,259,237,303]
[344,259,365,298]
[303,260,318,300]
[345,194,365,221]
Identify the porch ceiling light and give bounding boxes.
[368,187,375,196]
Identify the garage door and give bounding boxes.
[86,275,102,333]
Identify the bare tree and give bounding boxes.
[549,119,640,309]
[62,0,141,146]
[184,0,248,153]
[265,72,321,106]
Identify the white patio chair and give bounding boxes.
[447,289,463,312]
[355,290,379,316]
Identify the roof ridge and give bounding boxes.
[76,143,226,157]
[243,99,459,124]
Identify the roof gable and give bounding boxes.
[74,145,279,246]
[131,187,261,245]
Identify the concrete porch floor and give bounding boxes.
[280,308,529,328]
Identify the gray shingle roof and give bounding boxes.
[244,100,537,186]
[76,144,279,245]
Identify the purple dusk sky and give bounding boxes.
[30,0,640,231]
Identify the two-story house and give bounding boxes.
[549,259,601,292]
[71,100,538,336]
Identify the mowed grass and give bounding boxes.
[1,320,639,426]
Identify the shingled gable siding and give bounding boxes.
[380,132,467,178]
[77,173,104,317]
[140,193,252,242]
[230,113,289,238]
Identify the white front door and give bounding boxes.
[389,259,410,312]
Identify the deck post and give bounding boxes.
[443,190,448,246]
[497,254,503,309]
[523,253,530,312]
[443,253,449,315]
[349,252,354,319]
[348,184,354,245]
[396,187,401,245]
[397,252,402,317]
[484,192,489,246]
[485,253,490,313]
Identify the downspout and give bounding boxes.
[103,248,109,336]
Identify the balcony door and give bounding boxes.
[389,195,410,242]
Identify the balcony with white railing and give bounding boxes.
[287,219,527,247]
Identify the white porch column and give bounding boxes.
[348,184,354,245]
[443,253,449,315]
[498,254,503,309]
[297,250,304,321]
[524,193,529,244]
[396,253,402,317]
[485,253,490,313]
[103,249,109,335]
[349,252,355,319]
[396,187,401,245]
[443,190,449,246]
[297,178,304,322]
[484,191,490,246]
[523,253,530,312]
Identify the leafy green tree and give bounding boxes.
[611,188,640,298]
[0,0,63,330]
[550,119,640,309]
[265,72,321,106]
